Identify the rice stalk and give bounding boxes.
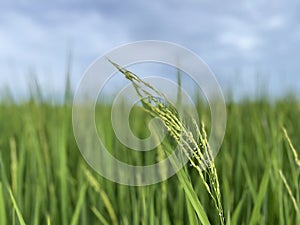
[109,60,225,225]
[280,128,300,215]
[279,170,299,214]
[282,127,300,167]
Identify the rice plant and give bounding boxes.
[109,60,225,225]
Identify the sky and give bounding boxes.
[0,0,300,100]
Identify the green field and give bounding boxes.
[0,82,299,225]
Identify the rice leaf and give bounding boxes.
[8,187,27,225]
[249,168,270,225]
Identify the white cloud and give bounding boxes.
[218,32,261,51]
[265,16,286,29]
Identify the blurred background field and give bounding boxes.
[0,88,299,224]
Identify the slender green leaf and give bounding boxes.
[0,183,7,225]
[70,184,88,225]
[8,187,26,225]
[249,168,270,225]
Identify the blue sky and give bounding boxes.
[0,0,299,99]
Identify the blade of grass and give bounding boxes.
[85,169,118,225]
[46,214,51,225]
[10,138,18,194]
[186,196,199,225]
[231,192,247,225]
[0,152,9,225]
[0,182,7,225]
[33,189,41,225]
[177,167,211,225]
[91,206,111,225]
[241,159,257,201]
[8,187,27,225]
[57,124,69,225]
[249,168,270,225]
[70,184,88,225]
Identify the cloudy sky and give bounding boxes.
[0,0,300,100]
